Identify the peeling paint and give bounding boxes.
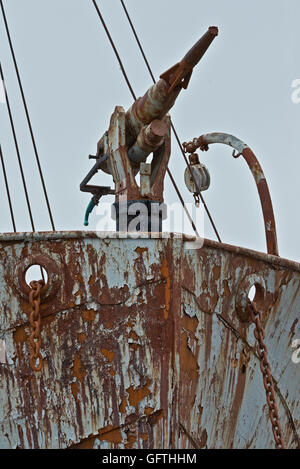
[0,232,299,448]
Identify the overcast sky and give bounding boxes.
[0,0,299,262]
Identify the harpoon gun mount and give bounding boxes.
[80,26,218,230]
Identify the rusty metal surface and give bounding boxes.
[184,153,210,196]
[128,119,168,165]
[0,231,299,448]
[93,27,218,169]
[249,301,285,449]
[180,239,300,449]
[82,29,219,230]
[108,106,171,203]
[183,133,278,256]
[160,26,218,93]
[126,26,218,148]
[27,280,44,372]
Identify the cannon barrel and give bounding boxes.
[96,26,218,173]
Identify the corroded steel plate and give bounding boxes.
[0,232,299,449]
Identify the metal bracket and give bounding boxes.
[80,153,114,199]
[80,153,115,225]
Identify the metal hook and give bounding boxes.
[232,149,242,159]
[193,193,200,208]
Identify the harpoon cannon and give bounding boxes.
[80,26,218,229]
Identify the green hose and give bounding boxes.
[84,198,96,226]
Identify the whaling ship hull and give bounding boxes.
[0,231,299,449]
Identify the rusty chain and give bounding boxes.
[28,280,44,372]
[249,300,285,449]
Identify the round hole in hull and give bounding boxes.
[25,264,48,286]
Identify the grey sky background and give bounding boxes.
[0,0,299,261]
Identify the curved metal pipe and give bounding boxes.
[183,132,278,256]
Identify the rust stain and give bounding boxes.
[98,426,122,444]
[199,428,208,448]
[88,275,95,286]
[180,332,199,382]
[129,330,139,340]
[135,247,148,256]
[240,347,250,373]
[25,420,32,449]
[101,348,114,363]
[161,258,171,320]
[71,426,123,449]
[17,424,25,448]
[126,379,152,408]
[73,354,86,382]
[129,343,140,351]
[226,358,248,446]
[42,314,57,328]
[290,318,299,339]
[76,273,84,284]
[13,326,27,344]
[147,410,163,426]
[181,310,198,335]
[144,407,154,416]
[71,437,95,449]
[212,265,221,280]
[124,433,136,449]
[77,332,87,343]
[119,396,127,413]
[70,382,79,401]
[231,357,238,368]
[223,279,231,298]
[98,424,117,435]
[82,309,96,322]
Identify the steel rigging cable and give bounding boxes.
[0,62,35,231]
[0,0,55,231]
[0,143,16,232]
[119,0,222,243]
